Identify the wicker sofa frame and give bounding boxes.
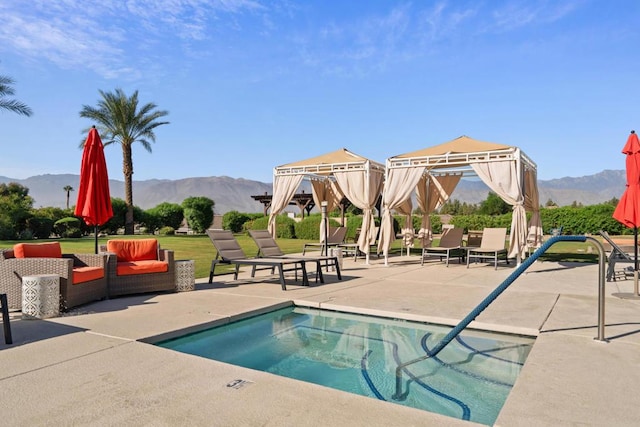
[104,247,176,297]
[0,249,108,311]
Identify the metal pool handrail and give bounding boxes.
[392,235,607,401]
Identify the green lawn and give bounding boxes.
[1,234,317,280]
[0,234,601,280]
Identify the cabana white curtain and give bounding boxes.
[310,179,343,242]
[471,159,526,259]
[524,169,544,253]
[268,175,304,237]
[378,170,462,258]
[396,199,415,249]
[378,167,425,257]
[416,173,462,248]
[334,165,384,256]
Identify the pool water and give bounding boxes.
[156,306,534,425]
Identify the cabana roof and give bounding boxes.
[388,135,536,174]
[275,148,385,177]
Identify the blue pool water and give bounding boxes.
[156,306,534,425]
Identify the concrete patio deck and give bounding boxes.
[1,253,640,426]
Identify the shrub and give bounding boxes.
[146,202,184,231]
[18,228,34,240]
[26,216,55,239]
[158,226,175,236]
[182,196,215,234]
[223,210,252,233]
[295,214,341,240]
[247,214,296,238]
[54,217,82,238]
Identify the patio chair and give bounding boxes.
[550,225,564,236]
[104,239,176,297]
[466,228,509,270]
[466,230,484,247]
[303,226,347,256]
[338,226,381,261]
[248,229,342,283]
[421,227,465,267]
[206,229,309,290]
[0,243,108,311]
[599,230,636,282]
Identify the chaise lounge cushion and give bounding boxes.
[14,242,63,258]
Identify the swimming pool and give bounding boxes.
[156,306,534,425]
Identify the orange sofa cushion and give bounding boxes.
[107,239,159,262]
[73,266,105,284]
[116,260,169,276]
[14,242,62,258]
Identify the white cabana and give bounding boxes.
[378,135,542,265]
[269,148,385,264]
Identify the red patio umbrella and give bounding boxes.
[613,130,640,296]
[75,126,113,253]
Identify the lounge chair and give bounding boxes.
[466,230,484,247]
[466,228,509,270]
[247,229,342,283]
[303,226,347,256]
[599,230,636,282]
[421,227,465,267]
[206,229,309,290]
[338,226,380,261]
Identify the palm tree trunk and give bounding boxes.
[123,143,135,235]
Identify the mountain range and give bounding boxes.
[0,170,626,214]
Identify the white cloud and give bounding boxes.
[0,0,271,80]
[491,0,582,32]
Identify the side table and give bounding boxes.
[22,274,60,319]
[175,260,195,292]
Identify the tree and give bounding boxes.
[145,202,184,232]
[182,196,214,233]
[63,185,74,209]
[476,192,510,215]
[79,88,169,234]
[0,75,33,116]
[0,182,34,239]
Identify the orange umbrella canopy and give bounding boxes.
[613,131,640,228]
[74,126,113,227]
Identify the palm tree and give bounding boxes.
[79,89,169,234]
[0,75,33,116]
[63,185,74,209]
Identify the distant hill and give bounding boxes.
[0,170,626,213]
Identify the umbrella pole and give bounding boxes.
[635,227,639,297]
[94,225,99,255]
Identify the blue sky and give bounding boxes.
[1,0,639,183]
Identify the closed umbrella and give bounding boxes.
[75,126,113,253]
[612,130,640,297]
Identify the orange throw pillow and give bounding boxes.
[107,239,159,262]
[14,242,62,258]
